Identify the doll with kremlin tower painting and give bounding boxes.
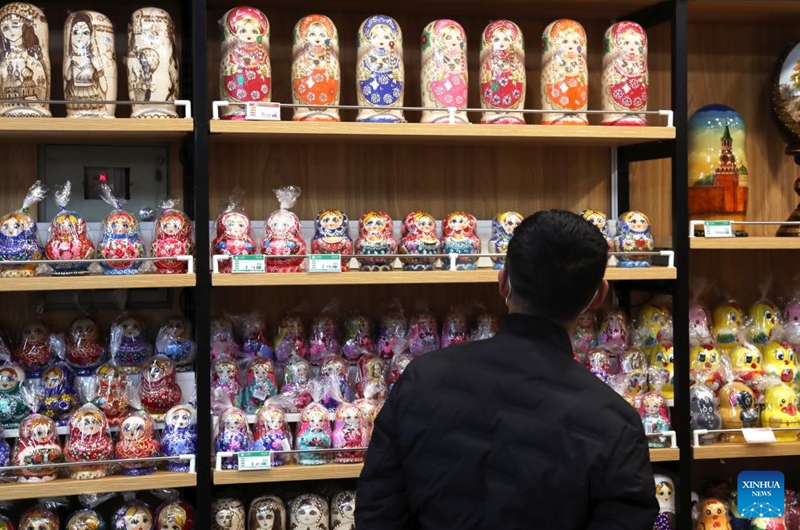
[480,20,525,125]
[220,7,270,120]
[0,2,51,117]
[541,19,588,125]
[292,15,340,122]
[602,21,648,126]
[420,19,469,124]
[356,15,404,123]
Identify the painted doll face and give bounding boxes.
[31,422,54,444]
[0,17,23,43]
[77,412,104,436]
[166,318,188,338]
[1,216,25,237]
[557,29,583,60]
[120,318,142,338]
[110,214,134,235]
[169,407,193,429]
[0,368,19,390]
[266,413,283,431]
[645,400,660,415]
[369,360,384,378]
[236,19,261,44]
[224,412,244,431]
[43,367,64,389]
[57,215,80,236]
[585,213,606,230]
[320,211,343,231]
[369,24,392,50]
[122,416,147,441]
[268,212,294,236]
[284,316,303,334]
[491,27,512,51]
[620,29,643,60]
[343,407,360,426]
[295,504,321,526]
[656,484,673,505]
[306,22,329,47]
[127,510,152,530]
[224,214,248,237]
[253,364,270,381]
[308,411,325,429]
[364,215,386,236]
[160,217,183,236]
[71,21,91,51]
[253,508,275,530]
[577,311,594,328]
[442,25,463,50]
[446,215,469,233]
[23,322,48,344]
[72,318,99,342]
[217,362,237,381]
[501,213,522,235]
[215,511,231,529]
[626,213,649,232]
[416,215,435,234]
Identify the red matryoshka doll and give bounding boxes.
[66,317,107,375]
[0,181,46,278]
[44,181,95,276]
[311,209,353,271]
[441,211,481,271]
[356,354,387,400]
[489,211,523,270]
[291,15,341,122]
[407,310,440,356]
[584,347,613,385]
[441,308,470,348]
[156,500,195,530]
[341,311,374,362]
[140,356,182,419]
[332,402,368,464]
[63,403,114,479]
[93,361,129,425]
[400,211,441,271]
[541,19,588,125]
[602,22,648,126]
[275,313,307,363]
[96,185,145,275]
[14,321,54,375]
[212,355,241,408]
[479,20,526,124]
[420,19,469,124]
[115,410,160,475]
[150,199,195,274]
[213,207,257,274]
[389,353,413,391]
[355,211,397,272]
[356,15,405,123]
[112,500,154,530]
[12,414,62,482]
[262,186,307,273]
[41,363,80,423]
[248,496,285,530]
[19,508,59,530]
[354,397,382,440]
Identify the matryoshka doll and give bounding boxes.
[161,404,197,472]
[295,402,332,465]
[318,354,351,411]
[151,200,194,274]
[689,301,713,347]
[63,10,116,118]
[649,342,675,400]
[355,354,387,400]
[211,499,245,530]
[275,312,307,363]
[215,407,252,469]
[471,311,500,342]
[441,211,481,270]
[690,385,721,445]
[400,211,441,271]
[63,403,114,479]
[597,307,630,355]
[354,397,382,440]
[580,209,615,254]
[689,345,723,394]
[66,509,105,530]
[356,15,405,123]
[0,363,27,428]
[653,475,676,530]
[584,348,613,384]
[762,383,799,442]
[211,317,240,358]
[602,22,648,126]
[40,363,79,423]
[115,410,160,475]
[155,317,196,370]
[93,361,129,425]
[480,20,525,124]
[389,353,413,391]
[694,500,731,530]
[113,315,154,374]
[292,15,340,121]
[420,19,469,124]
[637,391,670,448]
[213,206,257,274]
[331,491,356,530]
[309,307,341,363]
[376,307,407,359]
[620,347,648,397]
[66,317,107,374]
[212,355,241,408]
[12,414,62,482]
[290,494,328,530]
[280,355,313,412]
[341,311,374,362]
[712,301,744,353]
[747,300,782,348]
[240,358,278,414]
[19,508,59,530]
[0,2,50,115]
[45,181,95,275]
[441,308,470,348]
[0,426,8,467]
[571,310,597,357]
[261,186,307,273]
[112,501,154,530]
[140,356,182,419]
[0,181,45,277]
[96,186,145,275]
[615,211,654,268]
[407,310,440,356]
[127,8,179,118]
[252,405,293,466]
[332,402,368,464]
[763,341,795,385]
[311,209,353,271]
[156,501,195,530]
[248,496,286,530]
[489,211,523,269]
[14,321,54,375]
[219,7,271,120]
[355,211,398,272]
[234,312,272,359]
[718,382,758,443]
[541,20,588,125]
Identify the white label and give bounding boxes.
[231,255,265,273]
[281,438,292,452]
[238,451,273,470]
[742,428,777,444]
[704,220,734,238]
[252,388,267,401]
[245,102,281,121]
[309,254,342,273]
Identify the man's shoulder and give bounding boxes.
[568,368,643,431]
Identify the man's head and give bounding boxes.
[499,210,609,323]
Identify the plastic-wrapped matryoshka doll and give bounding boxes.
[356,354,387,401]
[211,317,240,359]
[615,211,654,268]
[318,354,351,411]
[620,347,648,397]
[96,185,145,275]
[356,15,405,123]
[471,311,500,342]
[253,405,293,466]
[580,209,614,254]
[354,397,382,440]
[480,20,526,124]
[407,310,440,356]
[214,407,252,469]
[400,211,441,271]
[637,392,670,448]
[441,211,481,270]
[331,491,356,530]
[115,410,160,475]
[0,2,51,117]
[240,358,278,414]
[376,306,407,360]
[763,341,795,385]
[584,348,613,384]
[0,181,45,278]
[694,499,731,530]
[420,19,469,124]
[14,321,54,375]
[441,308,470,348]
[295,402,332,466]
[249,496,286,530]
[113,500,154,530]
[219,7,271,120]
[762,383,799,442]
[93,361,129,425]
[309,305,341,363]
[233,312,273,360]
[653,475,676,530]
[712,301,744,353]
[12,414,62,482]
[66,317,107,375]
[66,509,106,530]
[489,211,523,269]
[747,300,782,348]
[64,403,114,479]
[275,313,307,363]
[156,500,195,530]
[262,186,307,273]
[718,382,758,443]
[341,311,374,362]
[45,181,95,275]
[355,211,398,272]
[280,355,313,412]
[602,22,649,126]
[212,355,241,409]
[292,15,340,122]
[597,307,630,355]
[290,494,329,530]
[0,426,9,468]
[213,198,257,274]
[19,508,59,530]
[211,499,245,530]
[156,317,196,371]
[571,310,597,358]
[0,363,27,428]
[332,402,368,464]
[311,209,353,271]
[541,20,588,125]
[141,356,182,419]
[161,404,197,472]
[151,199,195,275]
[41,363,79,424]
[690,385,721,445]
[113,314,154,374]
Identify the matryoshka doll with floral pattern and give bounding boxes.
[212,355,241,409]
[140,356,182,419]
[637,392,670,448]
[295,402,332,466]
[420,19,469,124]
[355,210,397,272]
[356,354,387,400]
[0,181,45,278]
[161,404,197,472]
[219,7,271,120]
[0,363,27,428]
[400,211,441,271]
[354,397,382,440]
[113,315,153,374]
[151,199,194,274]
[377,306,407,359]
[97,185,145,275]
[615,211,654,268]
[275,313,307,363]
[12,414,62,482]
[115,410,160,475]
[19,508,59,530]
[262,186,307,273]
[292,15,340,121]
[45,182,95,275]
[356,15,405,123]
[309,306,341,363]
[66,317,107,375]
[602,22,648,126]
[311,209,353,271]
[541,20,588,125]
[40,363,79,424]
[215,407,252,469]
[407,310,440,356]
[113,500,154,530]
[252,405,293,465]
[14,321,54,375]
[332,402,368,464]
[240,357,277,414]
[489,211,523,269]
[213,199,257,274]
[442,211,481,270]
[63,403,114,479]
[93,361,129,425]
[480,20,525,124]
[342,311,374,362]
[280,355,313,412]
[155,317,196,371]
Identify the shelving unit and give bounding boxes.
[689,237,800,250]
[0,118,194,141]
[693,442,800,460]
[213,464,364,485]
[650,448,682,462]
[0,274,196,292]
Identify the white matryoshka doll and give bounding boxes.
[541,19,588,125]
[290,494,329,530]
[356,15,405,123]
[421,19,469,124]
[0,2,50,117]
[127,8,180,118]
[331,491,356,530]
[212,499,245,530]
[488,211,523,270]
[220,6,270,120]
[602,21,648,126]
[292,15,340,122]
[653,474,676,530]
[249,496,286,530]
[64,10,117,118]
[480,20,526,124]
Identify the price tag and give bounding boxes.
[245,102,281,121]
[231,255,265,274]
[703,220,734,238]
[309,254,342,273]
[238,451,273,470]
[252,388,267,401]
[742,428,777,444]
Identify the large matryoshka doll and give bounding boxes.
[356,15,404,123]
[45,182,95,276]
[480,20,525,124]
[96,185,146,275]
[442,211,481,270]
[64,10,116,118]
[355,210,397,272]
[0,2,50,117]
[249,496,286,530]
[399,211,441,271]
[220,6,271,120]
[290,494,329,530]
[602,21,648,126]
[292,15,340,121]
[63,403,114,479]
[488,211,523,269]
[311,209,353,271]
[541,19,588,125]
[115,410,160,475]
[141,356,182,419]
[12,413,62,482]
[213,193,257,274]
[262,186,307,273]
[127,8,180,118]
[615,211,654,268]
[151,199,194,274]
[420,19,469,124]
[580,209,614,253]
[653,475,676,530]
[0,180,45,277]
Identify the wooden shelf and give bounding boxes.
[0,118,193,142]
[209,121,675,147]
[694,442,800,460]
[0,273,196,292]
[0,471,196,501]
[690,237,800,250]
[689,0,800,21]
[213,463,363,484]
[650,448,680,462]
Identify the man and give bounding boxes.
[356,210,658,530]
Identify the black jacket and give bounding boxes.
[356,313,658,530]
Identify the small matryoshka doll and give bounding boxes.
[249,496,286,530]
[64,11,116,118]
[580,209,614,253]
[14,321,54,375]
[93,361,129,425]
[407,310,440,356]
[689,345,724,394]
[585,347,613,384]
[354,397,382,440]
[355,211,398,272]
[541,19,588,125]
[480,20,525,124]
[292,15,340,121]
[45,182,95,275]
[290,495,329,530]
[388,354,412,390]
[400,211,441,271]
[690,385,721,445]
[356,354,387,401]
[441,211,481,271]
[471,311,500,342]
[151,200,195,275]
[615,211,654,268]
[161,404,197,472]
[332,402,368,464]
[356,15,405,123]
[262,186,307,273]
[280,355,313,412]
[12,414,62,482]
[114,315,154,374]
[331,491,356,530]
[649,342,675,399]
[311,209,353,271]
[653,475,676,530]
[219,7,271,120]
[0,363,27,428]
[214,208,257,274]
[712,302,744,353]
[66,317,107,374]
[66,509,105,530]
[747,300,782,348]
[620,347,648,397]
[342,311,374,362]
[571,310,597,357]
[597,307,630,354]
[234,312,273,359]
[441,309,470,349]
[420,19,469,124]
[156,501,195,530]
[240,358,278,414]
[275,313,307,363]
[41,363,79,423]
[309,307,341,363]
[211,317,240,358]
[115,410,160,475]
[376,307,407,359]
[763,341,795,385]
[127,8,179,118]
[253,405,293,466]
[637,391,670,448]
[489,211,523,269]
[19,508,59,530]
[215,407,252,469]
[689,302,713,347]
[602,22,648,126]
[113,501,154,530]
[212,499,245,530]
[140,356,182,419]
[0,3,51,117]
[156,317,196,370]
[730,343,764,388]
[718,382,758,443]
[295,402,332,466]
[63,403,114,479]
[96,186,145,275]
[695,500,731,530]
[318,354,351,411]
[212,355,241,408]
[762,383,800,442]
[0,181,45,278]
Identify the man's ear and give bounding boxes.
[499,267,510,301]
[589,279,610,310]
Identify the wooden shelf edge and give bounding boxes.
[0,274,196,292]
[649,448,680,462]
[213,463,363,484]
[0,118,194,139]
[690,237,800,250]
[0,471,196,501]
[693,442,800,460]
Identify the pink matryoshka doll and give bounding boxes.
[441,308,470,348]
[407,310,440,356]
[355,210,398,272]
[355,354,387,401]
[63,403,115,479]
[332,402,368,464]
[602,21,648,126]
[488,211,523,269]
[0,181,46,278]
[252,405,293,466]
[212,355,241,409]
[541,19,588,125]
[400,211,441,271]
[65,317,107,375]
[44,181,95,276]
[420,19,469,124]
[12,413,63,482]
[480,20,526,125]
[140,356,182,419]
[441,211,481,270]
[291,15,341,122]
[261,186,307,273]
[151,199,195,274]
[96,185,145,275]
[115,409,160,475]
[213,207,257,274]
[311,209,353,271]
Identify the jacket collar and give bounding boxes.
[499,313,574,356]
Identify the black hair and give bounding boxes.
[506,210,608,321]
